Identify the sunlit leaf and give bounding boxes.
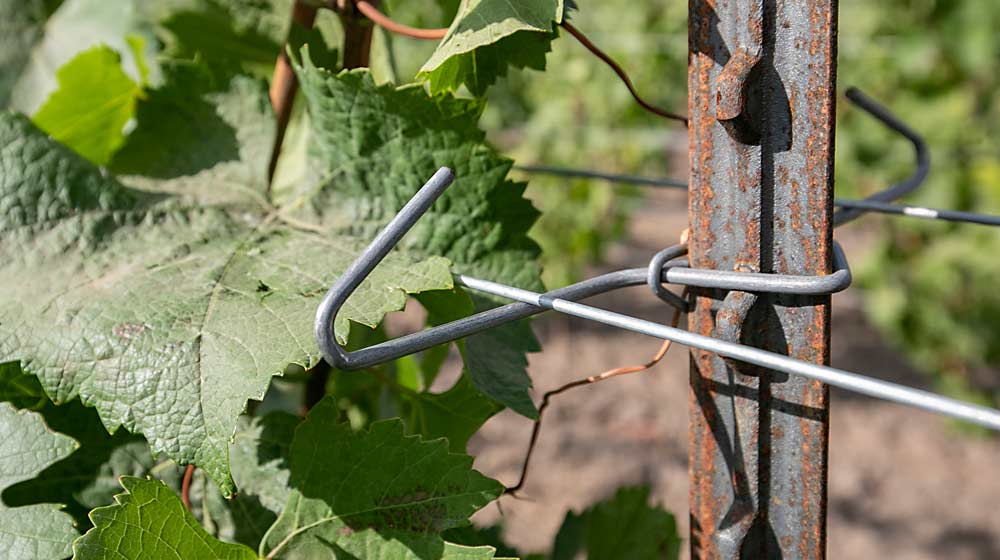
[260,397,503,559]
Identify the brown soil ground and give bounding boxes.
[464,187,1000,559]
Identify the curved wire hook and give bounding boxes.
[833,87,930,226]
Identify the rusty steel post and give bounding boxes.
[687,0,838,557]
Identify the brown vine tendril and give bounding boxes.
[559,21,688,125]
[355,1,449,39]
[504,290,688,497]
[347,3,687,124]
[181,464,195,511]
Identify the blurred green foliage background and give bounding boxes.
[838,0,1000,410]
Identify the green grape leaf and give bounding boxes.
[74,477,257,560]
[32,45,142,165]
[292,51,543,417]
[260,397,503,559]
[291,51,543,291]
[0,402,79,559]
[418,0,564,96]
[230,412,298,515]
[0,361,201,536]
[551,486,680,560]
[416,289,538,421]
[406,374,504,452]
[8,0,159,115]
[4,33,545,497]
[0,112,453,494]
[108,59,276,207]
[0,361,184,532]
[156,0,292,73]
[4,401,158,530]
[463,321,539,418]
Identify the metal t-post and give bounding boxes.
[687,0,838,557]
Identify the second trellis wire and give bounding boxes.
[517,88,1000,229]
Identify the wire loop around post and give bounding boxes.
[647,245,691,311]
[653,241,852,296]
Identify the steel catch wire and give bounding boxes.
[514,89,1000,228]
[517,165,1000,227]
[454,274,1000,431]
